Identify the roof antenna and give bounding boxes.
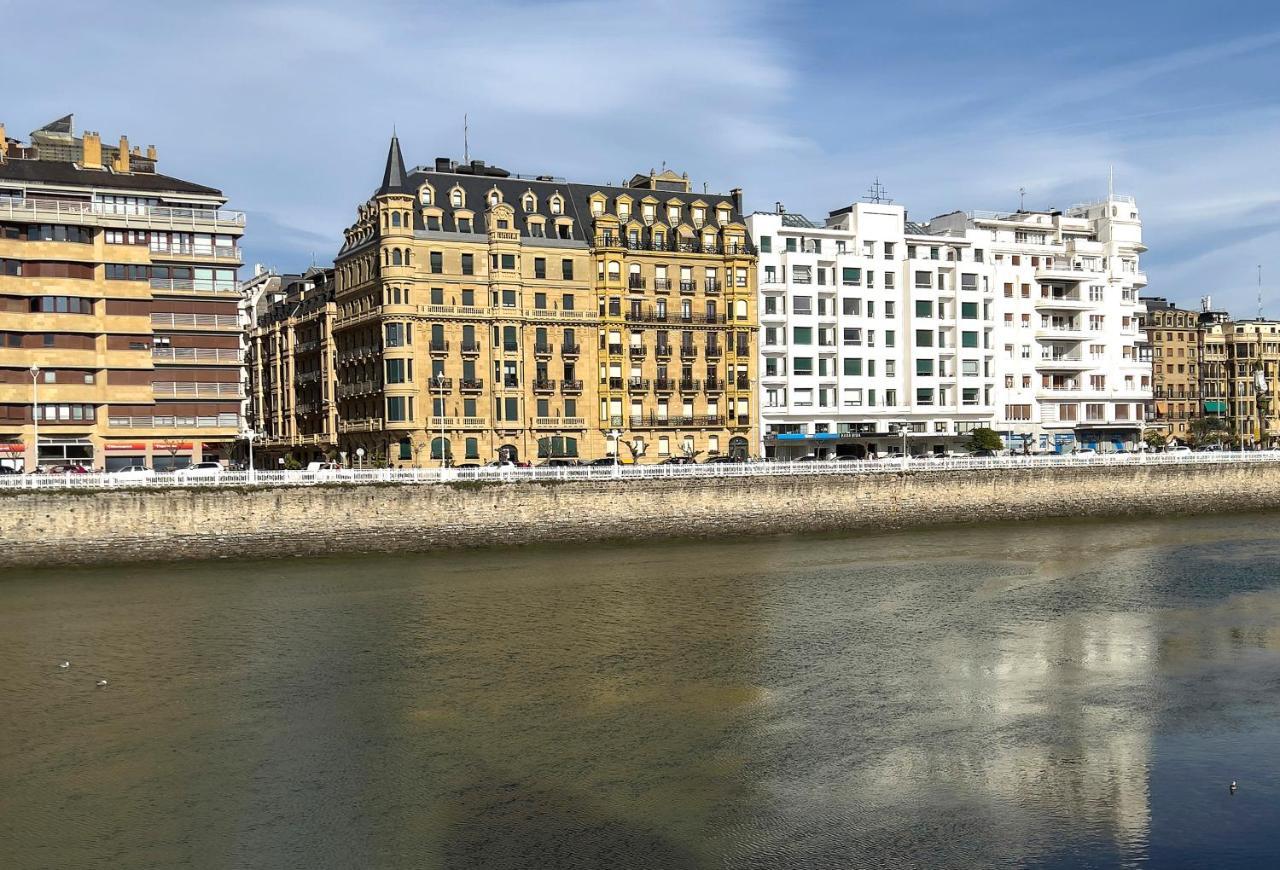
[1018,186,1026,211]
[864,177,891,204]
[1260,265,1264,320]
[463,113,469,163]
[1108,164,1115,200]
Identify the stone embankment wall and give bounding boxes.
[3,463,1279,568]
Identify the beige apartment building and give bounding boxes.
[0,115,244,471]
[1140,297,1201,442]
[247,267,338,464]
[317,137,756,466]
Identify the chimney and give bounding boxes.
[146,144,157,161]
[730,187,743,215]
[775,201,785,214]
[113,135,130,172]
[82,130,102,169]
[0,123,7,161]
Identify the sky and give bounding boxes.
[3,0,1279,314]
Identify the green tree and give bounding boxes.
[1188,416,1227,447]
[1143,428,1168,452]
[965,427,1004,452]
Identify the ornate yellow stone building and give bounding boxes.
[325,138,756,466]
[0,115,244,471]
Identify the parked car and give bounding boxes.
[586,456,623,467]
[658,456,696,465]
[175,461,224,480]
[971,449,998,458]
[834,454,865,462]
[538,458,579,468]
[0,464,19,475]
[109,465,155,482]
[452,462,480,469]
[702,455,741,465]
[48,463,90,474]
[1075,449,1097,456]
[1166,445,1192,454]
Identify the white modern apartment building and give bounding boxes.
[750,194,1151,457]
[748,203,997,459]
[929,196,1150,452]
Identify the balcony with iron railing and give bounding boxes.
[338,417,383,433]
[680,344,698,359]
[706,343,722,358]
[654,377,676,392]
[460,341,482,355]
[705,279,721,294]
[704,378,725,391]
[428,378,454,392]
[655,344,673,358]
[532,378,556,393]
[654,278,672,292]
[627,377,650,391]
[679,378,701,392]
[628,277,647,290]
[629,414,725,428]
[534,343,553,357]
[459,378,484,392]
[561,379,583,394]
[336,379,379,399]
[561,342,581,357]
[601,377,624,390]
[429,340,450,354]
[629,344,647,358]
[679,281,697,294]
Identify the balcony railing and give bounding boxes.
[627,377,650,390]
[533,416,586,429]
[704,378,724,391]
[628,414,725,428]
[429,340,450,353]
[429,378,454,391]
[705,280,721,293]
[149,245,241,262]
[680,345,698,358]
[151,381,245,399]
[628,277,647,290]
[561,343,581,356]
[534,343,553,356]
[654,278,672,292]
[629,344,646,358]
[654,378,676,392]
[679,378,701,392]
[532,378,556,392]
[337,418,382,433]
[459,378,484,392]
[149,278,241,296]
[561,379,583,393]
[460,341,481,354]
[336,380,379,399]
[705,344,722,358]
[337,345,380,363]
[0,196,246,229]
[428,416,488,430]
[679,281,697,294]
[108,413,239,429]
[151,312,240,330]
[655,344,673,358]
[152,346,243,363]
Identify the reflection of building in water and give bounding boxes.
[854,607,1155,853]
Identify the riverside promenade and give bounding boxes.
[5,453,1280,568]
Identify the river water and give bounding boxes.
[4,514,1280,868]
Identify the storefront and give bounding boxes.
[0,440,24,472]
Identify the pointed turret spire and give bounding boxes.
[376,132,411,196]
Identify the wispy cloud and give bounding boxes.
[3,1,1278,313]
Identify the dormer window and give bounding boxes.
[692,207,705,226]
[591,199,604,216]
[618,203,631,221]
[457,216,472,233]
[450,188,464,208]
[488,191,502,207]
[667,205,680,225]
[419,187,433,206]
[642,203,656,223]
[550,196,563,215]
[717,208,730,224]
[523,195,535,212]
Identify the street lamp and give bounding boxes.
[435,372,448,468]
[241,428,257,483]
[890,422,908,470]
[607,428,623,475]
[29,363,39,472]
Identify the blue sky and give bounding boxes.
[4,0,1278,314]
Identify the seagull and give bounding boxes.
[1230,781,1238,793]
[96,679,108,687]
[59,661,70,669]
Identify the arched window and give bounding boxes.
[403,288,409,304]
[550,196,563,215]
[391,212,401,228]
[399,437,412,461]
[451,188,464,208]
[419,187,432,205]
[431,437,453,462]
[383,250,390,267]
[488,191,500,206]
[393,287,401,304]
[608,261,621,280]
[523,195,535,212]
[404,249,413,266]
[392,249,403,266]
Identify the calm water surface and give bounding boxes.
[4,514,1280,868]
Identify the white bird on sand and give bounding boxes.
[96,679,108,687]
[59,661,70,669]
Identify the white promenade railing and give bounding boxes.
[2,451,1279,491]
